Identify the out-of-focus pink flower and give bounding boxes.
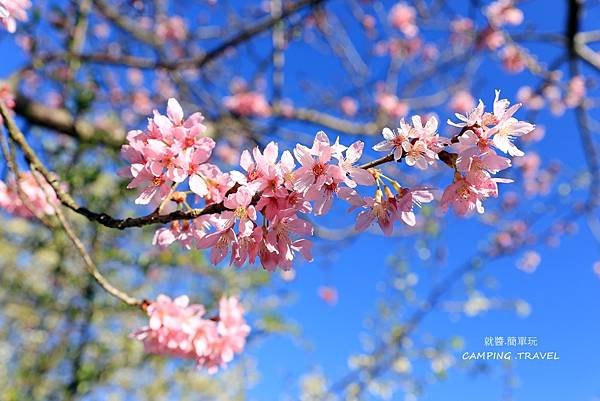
[156,16,188,42]
[215,142,240,165]
[449,90,476,114]
[340,96,358,117]
[132,294,250,373]
[120,98,216,205]
[355,189,395,235]
[224,91,271,118]
[521,125,545,143]
[0,0,31,33]
[440,172,510,216]
[0,172,61,218]
[318,286,338,306]
[388,2,418,37]
[376,91,409,118]
[293,131,346,196]
[564,75,586,107]
[485,0,524,27]
[450,17,474,45]
[501,45,527,73]
[517,251,541,273]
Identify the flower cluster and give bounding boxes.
[388,2,418,37]
[0,0,30,33]
[440,91,534,215]
[123,93,532,270]
[132,294,250,373]
[0,172,59,218]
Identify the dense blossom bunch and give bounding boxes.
[122,93,532,271]
[0,82,15,125]
[0,0,30,33]
[132,294,250,373]
[0,172,59,217]
[440,90,534,215]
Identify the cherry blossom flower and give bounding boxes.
[224,91,271,117]
[156,16,188,42]
[355,189,395,235]
[132,294,249,373]
[0,83,15,126]
[121,98,216,205]
[517,251,541,273]
[337,141,376,187]
[0,172,60,218]
[120,93,532,269]
[388,2,418,37]
[373,124,411,160]
[393,187,435,226]
[152,218,210,250]
[449,90,476,114]
[293,131,346,195]
[374,116,444,167]
[485,0,524,27]
[376,91,409,118]
[318,286,338,306]
[501,45,527,73]
[340,96,358,116]
[440,171,511,216]
[0,0,31,33]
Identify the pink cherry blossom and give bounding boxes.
[440,171,511,216]
[0,83,15,126]
[374,116,444,167]
[355,189,395,235]
[340,96,358,116]
[376,91,409,118]
[224,91,271,117]
[485,0,524,27]
[156,16,188,42]
[388,2,418,37]
[0,172,60,218]
[517,251,541,273]
[337,141,375,187]
[501,45,527,73]
[373,125,411,160]
[293,131,346,196]
[132,294,249,373]
[318,286,338,306]
[449,90,476,114]
[393,187,435,226]
[121,98,216,205]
